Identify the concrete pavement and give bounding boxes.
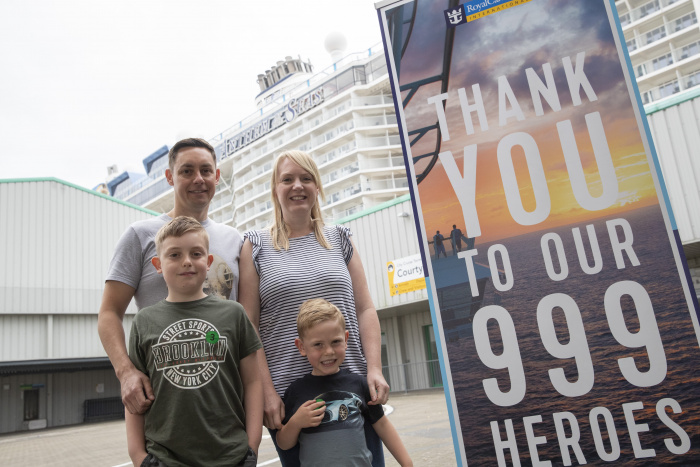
[0,388,458,466]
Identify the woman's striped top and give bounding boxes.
[244,225,367,396]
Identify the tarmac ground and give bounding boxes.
[0,388,458,467]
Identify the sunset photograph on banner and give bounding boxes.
[377,0,700,465]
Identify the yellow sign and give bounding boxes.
[387,254,426,296]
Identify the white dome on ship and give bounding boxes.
[324,31,348,63]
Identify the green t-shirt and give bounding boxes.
[129,295,262,467]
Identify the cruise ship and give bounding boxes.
[617,0,700,104]
[108,40,408,231]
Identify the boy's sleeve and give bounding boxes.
[361,377,384,424]
[128,318,148,375]
[237,304,262,358]
[281,384,297,425]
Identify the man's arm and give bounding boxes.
[125,411,148,467]
[372,416,413,467]
[347,238,390,405]
[240,349,263,454]
[238,240,286,429]
[97,280,154,414]
[276,400,326,450]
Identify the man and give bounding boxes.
[433,230,447,259]
[98,138,243,415]
[450,224,463,255]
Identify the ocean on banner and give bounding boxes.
[436,204,700,465]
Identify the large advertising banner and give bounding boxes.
[377,0,700,465]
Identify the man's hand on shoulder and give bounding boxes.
[121,367,154,414]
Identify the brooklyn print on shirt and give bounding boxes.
[153,319,227,389]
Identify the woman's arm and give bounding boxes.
[347,238,390,405]
[238,239,286,429]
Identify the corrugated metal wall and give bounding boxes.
[0,315,135,361]
[0,179,154,361]
[646,98,700,245]
[0,315,48,360]
[340,197,438,391]
[51,369,120,426]
[379,311,436,391]
[0,369,119,433]
[0,374,47,433]
[340,198,429,310]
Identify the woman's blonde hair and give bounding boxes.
[269,150,331,250]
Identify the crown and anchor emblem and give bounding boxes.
[447,8,463,24]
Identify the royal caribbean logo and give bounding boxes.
[445,0,532,26]
[153,319,228,389]
[445,5,467,27]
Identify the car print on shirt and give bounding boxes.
[315,390,365,426]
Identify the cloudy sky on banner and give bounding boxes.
[397,0,655,242]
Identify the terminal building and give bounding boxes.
[0,179,153,434]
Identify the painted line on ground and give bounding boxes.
[384,403,394,415]
[111,455,281,467]
[0,426,96,443]
[257,458,281,466]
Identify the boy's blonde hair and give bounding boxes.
[297,298,345,338]
[155,216,209,256]
[269,150,331,251]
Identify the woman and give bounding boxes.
[238,150,390,466]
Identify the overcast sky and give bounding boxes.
[0,0,383,189]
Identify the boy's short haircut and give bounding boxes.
[168,137,217,171]
[154,216,209,256]
[297,298,346,338]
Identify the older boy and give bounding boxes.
[126,216,261,467]
[277,298,412,467]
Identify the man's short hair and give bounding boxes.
[155,216,209,256]
[168,138,217,171]
[297,298,345,338]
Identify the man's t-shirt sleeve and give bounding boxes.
[236,304,262,358]
[105,226,143,289]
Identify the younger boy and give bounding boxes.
[277,298,413,466]
[126,216,262,467]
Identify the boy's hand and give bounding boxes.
[290,400,326,428]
